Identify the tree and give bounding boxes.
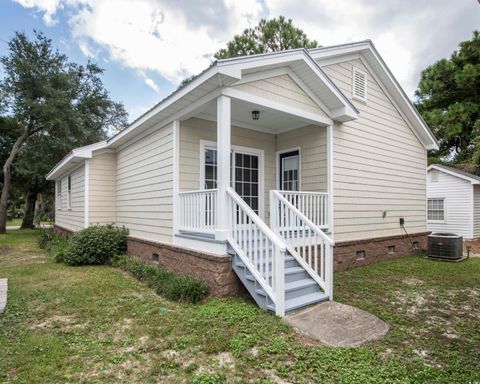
[416,31,480,171]
[179,17,318,89]
[214,16,318,60]
[0,31,128,233]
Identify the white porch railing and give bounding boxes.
[179,189,217,233]
[277,191,329,230]
[226,187,287,316]
[271,190,334,299]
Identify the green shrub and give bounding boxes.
[188,372,224,384]
[63,225,128,266]
[40,229,69,263]
[38,227,55,249]
[111,255,208,304]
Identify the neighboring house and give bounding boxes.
[427,164,480,239]
[46,40,438,316]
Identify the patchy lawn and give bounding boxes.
[0,230,479,383]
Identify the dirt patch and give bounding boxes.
[30,315,77,330]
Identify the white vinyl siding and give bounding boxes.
[322,59,427,242]
[115,123,174,243]
[179,118,275,220]
[232,74,328,117]
[89,152,116,225]
[55,164,85,231]
[426,169,473,238]
[474,185,480,238]
[276,125,327,192]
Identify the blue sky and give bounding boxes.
[1,0,478,123]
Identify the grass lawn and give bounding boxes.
[5,218,22,227]
[1,230,479,383]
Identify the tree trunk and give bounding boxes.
[0,130,29,234]
[21,189,37,229]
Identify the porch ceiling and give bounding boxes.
[188,98,323,134]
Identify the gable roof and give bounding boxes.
[428,164,480,184]
[309,40,439,151]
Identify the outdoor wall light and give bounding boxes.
[252,110,260,120]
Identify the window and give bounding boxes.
[352,67,367,102]
[388,245,395,254]
[279,150,300,191]
[67,175,72,210]
[427,198,445,221]
[56,180,62,210]
[430,170,439,182]
[204,148,217,189]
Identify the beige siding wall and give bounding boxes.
[115,123,174,243]
[322,59,427,242]
[276,125,328,192]
[179,118,276,220]
[232,74,328,117]
[89,152,116,225]
[55,164,85,231]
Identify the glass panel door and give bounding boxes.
[203,147,260,214]
[234,152,259,214]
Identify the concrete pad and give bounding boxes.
[0,278,7,314]
[285,301,389,347]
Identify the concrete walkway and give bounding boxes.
[285,301,389,347]
[0,278,7,314]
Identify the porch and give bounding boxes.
[172,93,335,316]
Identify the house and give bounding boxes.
[46,40,438,316]
[427,164,480,239]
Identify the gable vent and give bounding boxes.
[431,170,439,182]
[352,67,367,102]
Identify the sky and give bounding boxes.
[0,0,478,123]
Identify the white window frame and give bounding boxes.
[427,198,446,223]
[67,174,72,210]
[352,67,368,102]
[276,147,301,191]
[199,139,265,220]
[56,180,62,210]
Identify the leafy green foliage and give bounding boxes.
[214,16,318,60]
[63,225,128,266]
[0,31,128,232]
[416,31,480,170]
[111,255,208,304]
[188,372,225,384]
[180,17,318,88]
[38,228,69,263]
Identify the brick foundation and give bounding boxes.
[53,224,75,239]
[333,232,429,271]
[126,237,244,297]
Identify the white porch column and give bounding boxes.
[327,124,334,239]
[216,95,231,241]
[172,120,180,239]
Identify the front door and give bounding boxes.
[202,142,263,216]
[279,150,300,191]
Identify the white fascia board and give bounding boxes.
[46,141,107,180]
[428,165,480,184]
[311,41,438,151]
[106,64,226,148]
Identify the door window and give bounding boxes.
[279,150,300,191]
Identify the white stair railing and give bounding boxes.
[271,190,334,300]
[226,187,287,316]
[278,191,329,230]
[179,189,217,233]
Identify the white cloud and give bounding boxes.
[142,74,161,94]
[13,0,61,25]
[12,0,479,96]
